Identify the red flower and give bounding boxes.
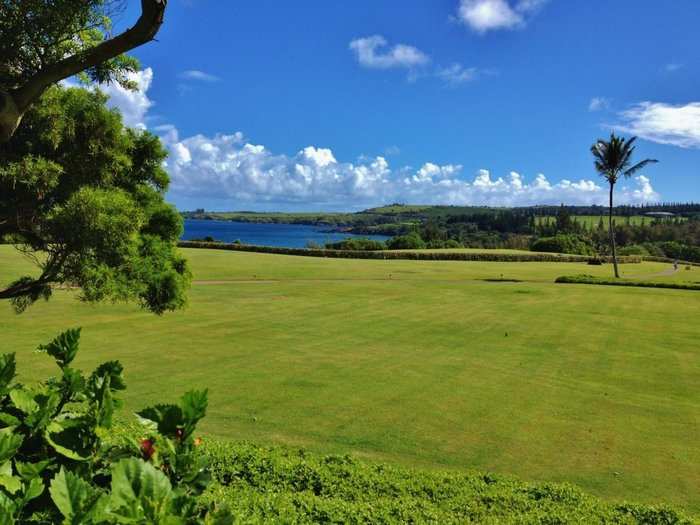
[140,438,156,460]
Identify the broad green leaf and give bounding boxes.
[15,459,51,480]
[89,361,126,392]
[0,460,21,494]
[9,388,38,415]
[49,468,106,523]
[61,367,86,396]
[136,404,183,437]
[0,413,21,427]
[0,491,16,525]
[26,391,60,431]
[46,417,94,461]
[0,354,16,394]
[181,389,208,436]
[109,458,176,523]
[94,377,114,429]
[21,476,45,505]
[37,328,81,369]
[9,388,60,430]
[0,428,23,462]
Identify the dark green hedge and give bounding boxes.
[178,241,643,264]
[555,274,700,291]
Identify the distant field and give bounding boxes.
[1,246,698,514]
[536,214,685,229]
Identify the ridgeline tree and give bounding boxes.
[591,134,658,278]
[0,0,168,143]
[0,85,190,313]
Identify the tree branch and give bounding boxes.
[0,0,167,142]
[13,0,168,112]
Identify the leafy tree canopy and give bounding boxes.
[0,0,167,142]
[0,85,190,314]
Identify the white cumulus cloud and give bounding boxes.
[349,35,430,70]
[95,68,661,209]
[160,129,659,209]
[94,68,154,129]
[456,0,548,33]
[615,101,700,149]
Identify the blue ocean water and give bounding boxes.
[182,219,389,249]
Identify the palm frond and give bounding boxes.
[623,158,658,178]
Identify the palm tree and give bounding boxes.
[591,134,658,278]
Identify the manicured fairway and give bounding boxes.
[1,246,699,514]
[535,214,684,229]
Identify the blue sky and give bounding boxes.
[105,0,700,211]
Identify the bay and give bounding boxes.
[182,219,389,249]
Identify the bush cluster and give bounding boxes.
[179,241,643,264]
[0,330,231,524]
[198,442,691,524]
[324,237,386,251]
[530,234,595,255]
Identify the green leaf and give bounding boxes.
[61,367,86,397]
[49,468,106,523]
[0,491,16,525]
[136,404,183,437]
[37,328,81,369]
[181,389,208,436]
[0,413,20,427]
[11,388,60,431]
[45,417,94,461]
[94,377,114,429]
[0,354,16,394]
[0,460,21,495]
[9,388,38,415]
[109,458,176,523]
[15,459,51,480]
[89,361,126,392]
[21,476,45,504]
[0,428,23,463]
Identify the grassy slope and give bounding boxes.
[1,246,699,514]
[535,215,686,229]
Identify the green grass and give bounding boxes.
[1,246,699,515]
[536,215,685,229]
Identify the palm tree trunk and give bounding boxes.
[609,182,619,278]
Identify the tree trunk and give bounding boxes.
[0,0,167,143]
[0,90,22,143]
[609,182,620,278]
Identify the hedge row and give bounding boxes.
[555,274,700,291]
[198,441,691,524]
[178,241,643,264]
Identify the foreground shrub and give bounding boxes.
[199,442,691,524]
[0,330,230,523]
